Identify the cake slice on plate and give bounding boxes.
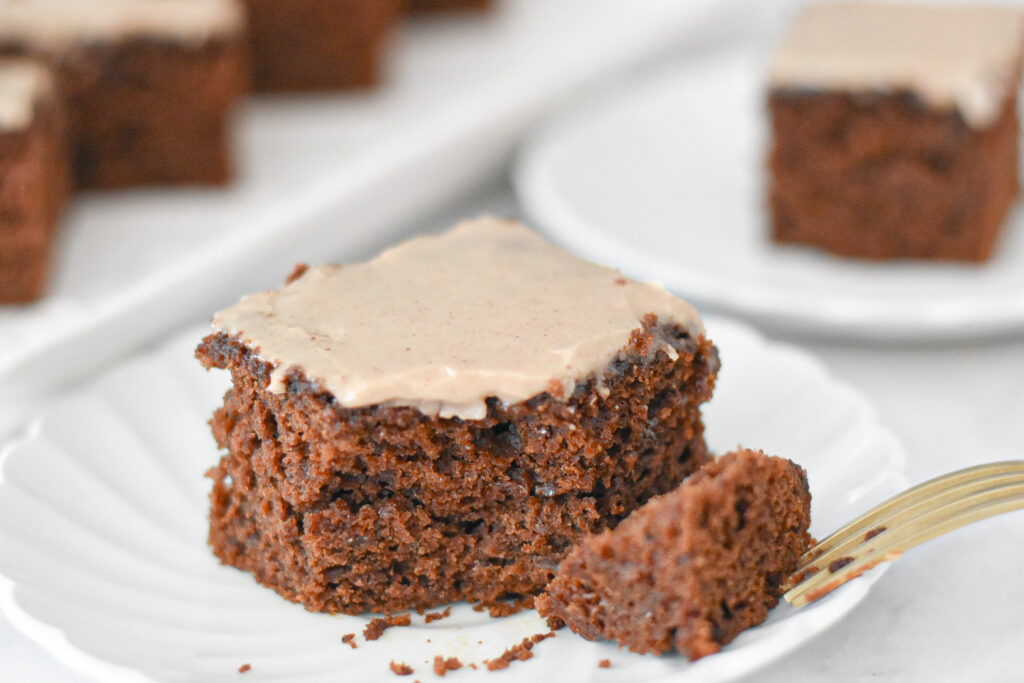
[769,2,1024,261]
[196,217,720,615]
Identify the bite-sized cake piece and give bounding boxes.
[406,0,493,13]
[0,0,247,188]
[768,2,1024,261]
[0,60,69,303]
[196,217,720,615]
[537,449,812,661]
[243,0,401,92]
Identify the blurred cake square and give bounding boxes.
[0,60,68,303]
[196,217,720,615]
[769,2,1024,261]
[0,0,247,188]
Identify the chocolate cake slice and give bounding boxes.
[768,2,1024,261]
[196,217,719,615]
[0,60,69,303]
[0,0,247,188]
[537,449,812,661]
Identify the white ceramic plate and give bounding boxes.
[0,316,906,683]
[515,47,1024,340]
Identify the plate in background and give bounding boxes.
[515,47,1024,340]
[0,316,906,682]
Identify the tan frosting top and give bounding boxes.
[0,59,51,131]
[0,0,245,49]
[769,2,1024,128]
[212,217,704,420]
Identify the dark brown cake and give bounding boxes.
[196,218,719,615]
[768,2,1024,262]
[406,0,493,13]
[0,0,248,188]
[243,0,401,92]
[0,61,70,304]
[536,449,812,661]
[198,319,717,615]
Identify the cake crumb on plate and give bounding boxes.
[484,632,555,671]
[389,660,414,676]
[365,614,412,640]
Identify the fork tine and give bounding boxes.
[793,468,1024,578]
[799,461,1024,562]
[785,477,1024,607]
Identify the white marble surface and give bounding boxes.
[2,181,1022,682]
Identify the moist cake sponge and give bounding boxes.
[537,448,812,660]
[196,217,720,615]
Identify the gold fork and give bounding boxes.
[784,460,1024,607]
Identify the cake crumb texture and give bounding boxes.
[198,220,718,615]
[537,449,812,660]
[198,318,717,614]
[364,614,411,640]
[424,607,451,623]
[483,633,555,671]
[769,87,1020,261]
[389,661,414,676]
[432,655,462,676]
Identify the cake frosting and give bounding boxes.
[769,2,1024,128]
[212,217,704,420]
[0,0,245,49]
[0,59,51,131]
